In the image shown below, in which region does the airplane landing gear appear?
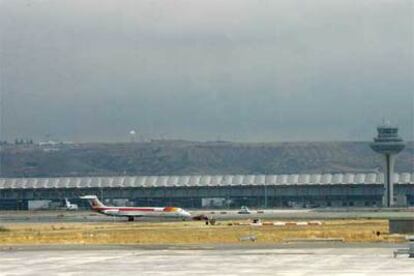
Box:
[128,217,134,222]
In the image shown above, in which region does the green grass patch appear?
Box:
[0,226,10,232]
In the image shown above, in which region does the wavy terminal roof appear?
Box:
[0,173,414,190]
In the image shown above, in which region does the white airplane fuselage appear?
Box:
[80,195,191,220]
[97,206,190,218]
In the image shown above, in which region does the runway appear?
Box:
[1,245,413,275]
[1,208,413,224]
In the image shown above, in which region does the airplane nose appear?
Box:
[181,210,191,217]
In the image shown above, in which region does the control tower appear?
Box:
[370,124,405,207]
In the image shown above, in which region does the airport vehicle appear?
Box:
[238,206,252,214]
[64,198,78,210]
[80,195,192,221]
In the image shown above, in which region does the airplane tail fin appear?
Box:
[64,198,70,208]
[80,195,106,209]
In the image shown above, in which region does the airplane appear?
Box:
[64,198,78,210]
[80,195,192,221]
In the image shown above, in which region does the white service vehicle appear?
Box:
[238,206,252,214]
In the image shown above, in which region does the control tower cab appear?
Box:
[370,124,405,207]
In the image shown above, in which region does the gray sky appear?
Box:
[0,0,413,142]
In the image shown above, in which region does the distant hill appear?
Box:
[0,141,413,177]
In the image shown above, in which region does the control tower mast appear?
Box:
[370,123,405,207]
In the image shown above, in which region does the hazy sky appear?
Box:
[0,0,413,142]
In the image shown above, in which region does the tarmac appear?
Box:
[1,208,413,224]
[1,209,414,275]
[0,244,413,275]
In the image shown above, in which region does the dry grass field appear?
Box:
[0,219,405,245]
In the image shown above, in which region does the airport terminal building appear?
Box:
[0,172,414,210]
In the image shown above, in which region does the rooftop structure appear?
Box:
[0,172,413,190]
